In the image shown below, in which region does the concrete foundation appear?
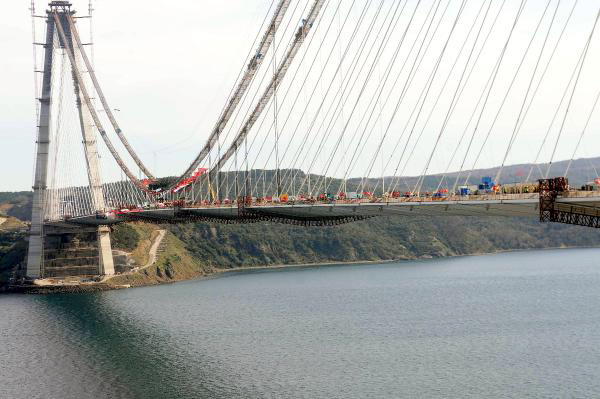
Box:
[40,229,122,278]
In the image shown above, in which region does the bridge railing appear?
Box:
[58,190,600,221]
[177,192,543,209]
[559,190,600,199]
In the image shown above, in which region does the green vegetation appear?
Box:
[128,223,156,266]
[167,216,600,269]
[0,231,27,287]
[107,227,210,287]
[111,223,141,252]
[0,213,28,286]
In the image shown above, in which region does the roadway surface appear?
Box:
[44,191,600,227]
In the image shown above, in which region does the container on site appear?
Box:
[582,182,600,191]
[280,193,289,202]
[458,186,470,195]
[433,188,448,198]
[501,183,534,194]
[347,191,359,199]
[478,176,496,192]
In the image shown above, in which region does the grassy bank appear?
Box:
[107,223,212,287]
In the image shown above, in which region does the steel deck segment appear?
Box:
[43,195,600,227]
[244,199,541,216]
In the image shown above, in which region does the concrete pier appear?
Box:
[98,226,115,276]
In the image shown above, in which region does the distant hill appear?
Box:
[0,192,32,221]
[367,156,600,193]
[196,156,600,196]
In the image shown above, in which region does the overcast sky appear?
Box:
[2,0,600,192]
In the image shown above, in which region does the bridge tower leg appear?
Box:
[26,8,56,279]
[27,2,115,279]
[67,16,115,277]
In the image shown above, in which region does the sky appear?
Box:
[2,0,600,192]
[0,0,272,191]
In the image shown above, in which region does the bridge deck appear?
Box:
[44,192,600,227]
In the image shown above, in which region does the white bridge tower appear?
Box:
[27,1,114,279]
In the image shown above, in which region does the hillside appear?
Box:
[107,223,212,287]
[364,156,600,193]
[0,213,28,287]
[2,157,600,288]
[204,156,600,197]
[167,216,600,269]
[0,192,33,221]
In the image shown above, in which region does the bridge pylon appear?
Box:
[26,1,114,279]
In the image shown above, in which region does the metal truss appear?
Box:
[539,177,600,228]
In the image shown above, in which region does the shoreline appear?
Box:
[5,245,599,294]
[210,244,600,276]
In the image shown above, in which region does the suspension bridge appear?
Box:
[26,0,600,279]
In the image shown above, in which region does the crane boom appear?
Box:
[210,0,326,180]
